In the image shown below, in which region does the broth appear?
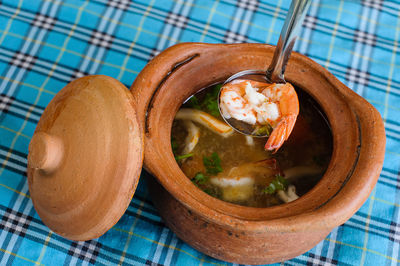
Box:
[172,83,333,207]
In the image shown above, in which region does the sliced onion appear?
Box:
[182,120,200,155]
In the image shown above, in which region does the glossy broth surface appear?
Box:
[172,84,333,207]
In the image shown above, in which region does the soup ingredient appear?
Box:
[210,176,254,202]
[172,122,197,162]
[219,80,299,151]
[263,174,288,194]
[253,124,273,136]
[203,152,223,175]
[190,153,223,184]
[245,135,254,146]
[193,172,208,185]
[175,108,233,137]
[182,120,200,155]
[220,80,278,125]
[277,185,299,203]
[190,84,221,117]
[226,158,279,178]
[175,153,194,161]
[209,159,280,203]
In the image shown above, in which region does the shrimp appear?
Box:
[220,79,299,152]
[261,83,299,151]
[219,80,259,125]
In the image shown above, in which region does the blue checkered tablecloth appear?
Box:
[0,0,399,265]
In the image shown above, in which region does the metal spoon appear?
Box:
[218,0,311,136]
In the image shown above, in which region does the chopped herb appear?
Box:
[253,124,273,136]
[203,84,221,117]
[192,172,208,185]
[189,84,221,117]
[175,153,194,161]
[213,84,223,92]
[191,173,220,196]
[264,183,276,194]
[263,174,288,194]
[203,152,223,175]
[171,137,178,155]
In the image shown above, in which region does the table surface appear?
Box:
[0,0,399,265]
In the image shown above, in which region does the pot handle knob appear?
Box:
[28,132,63,173]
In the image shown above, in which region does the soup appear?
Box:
[171,83,332,207]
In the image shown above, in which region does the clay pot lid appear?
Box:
[27,75,143,241]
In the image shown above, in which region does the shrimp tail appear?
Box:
[264,114,297,152]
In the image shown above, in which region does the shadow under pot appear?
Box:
[26,43,385,265]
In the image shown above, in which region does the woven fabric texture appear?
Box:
[0,0,399,265]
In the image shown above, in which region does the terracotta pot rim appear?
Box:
[133,42,385,233]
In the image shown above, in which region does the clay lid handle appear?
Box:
[28,132,63,173]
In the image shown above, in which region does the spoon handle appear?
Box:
[266,0,311,83]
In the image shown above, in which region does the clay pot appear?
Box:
[27,43,385,265]
[131,43,385,264]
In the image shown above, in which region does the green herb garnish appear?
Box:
[175,153,194,161]
[253,124,273,136]
[191,152,223,196]
[263,174,288,194]
[203,84,221,117]
[191,173,221,197]
[203,152,223,175]
[191,152,222,186]
[189,84,221,117]
[192,172,209,185]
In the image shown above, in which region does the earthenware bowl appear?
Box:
[131,43,385,264]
